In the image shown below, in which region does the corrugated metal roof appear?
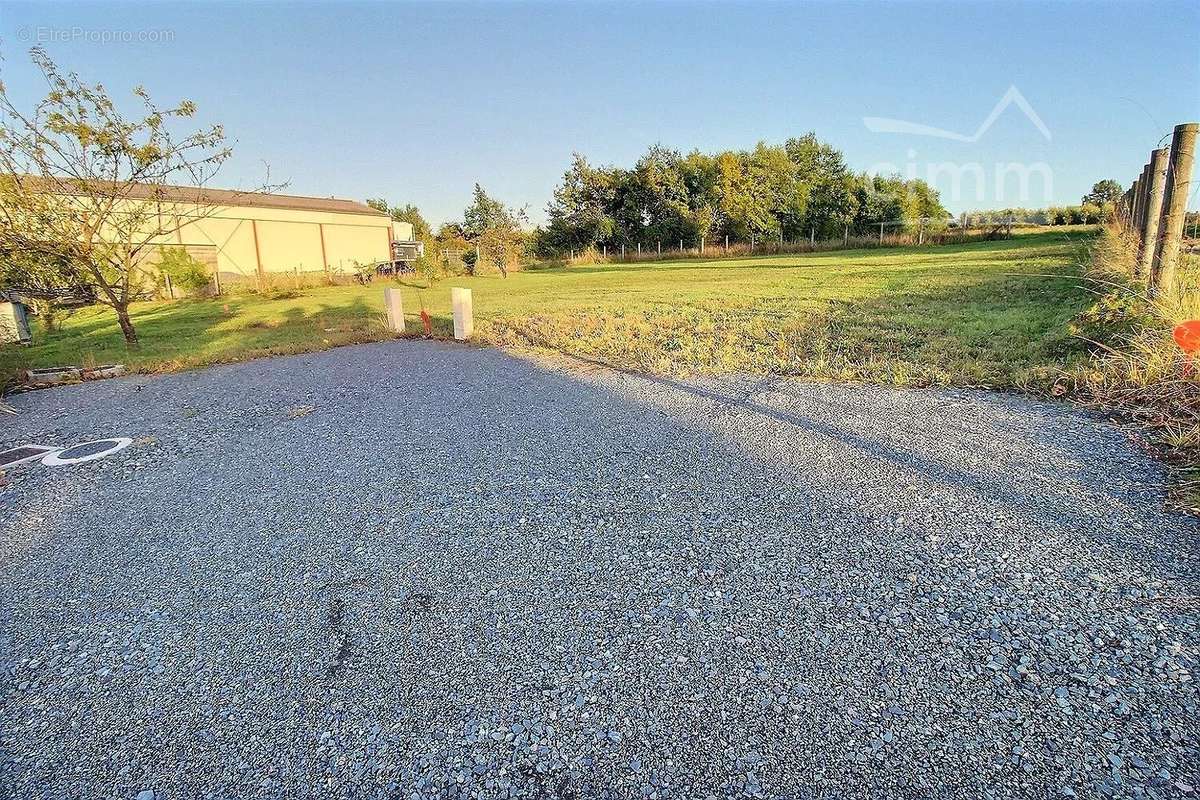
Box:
[120,183,389,216]
[14,176,388,217]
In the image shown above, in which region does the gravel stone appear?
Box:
[1,339,1197,798]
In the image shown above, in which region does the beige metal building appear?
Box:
[138,184,413,282]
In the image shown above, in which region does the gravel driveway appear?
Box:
[1,340,1197,799]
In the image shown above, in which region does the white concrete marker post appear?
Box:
[384,287,405,333]
[451,287,474,341]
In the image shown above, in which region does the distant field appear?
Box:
[1,230,1096,389]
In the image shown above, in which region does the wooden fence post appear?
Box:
[1131,168,1146,233]
[1150,122,1199,296]
[384,287,405,333]
[1136,148,1170,280]
[451,287,473,340]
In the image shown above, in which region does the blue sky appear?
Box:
[1,1,1197,225]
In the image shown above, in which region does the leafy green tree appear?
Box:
[786,133,852,238]
[623,145,693,246]
[462,184,528,277]
[367,198,432,239]
[680,151,722,246]
[1082,179,1122,208]
[542,154,618,250]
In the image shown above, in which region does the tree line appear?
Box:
[371,134,952,270]
[535,135,946,255]
[955,180,1125,227]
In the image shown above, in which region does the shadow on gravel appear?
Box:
[3,339,1199,797]
[556,351,1199,573]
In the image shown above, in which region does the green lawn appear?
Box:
[1,230,1096,389]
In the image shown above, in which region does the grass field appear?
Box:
[0,230,1097,390]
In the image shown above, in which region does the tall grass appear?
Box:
[1066,224,1199,509]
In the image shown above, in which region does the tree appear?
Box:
[786,133,852,238]
[0,47,256,345]
[542,153,617,250]
[462,184,527,277]
[1082,179,1122,208]
[680,150,722,247]
[366,198,431,239]
[624,145,693,246]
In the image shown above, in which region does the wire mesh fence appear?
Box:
[537,216,1017,267]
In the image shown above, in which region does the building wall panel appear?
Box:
[255,220,325,273]
[321,224,391,272]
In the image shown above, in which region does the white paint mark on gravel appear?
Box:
[40,437,132,466]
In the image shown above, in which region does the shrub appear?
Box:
[157,247,212,294]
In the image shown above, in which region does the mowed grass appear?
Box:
[1,230,1096,389]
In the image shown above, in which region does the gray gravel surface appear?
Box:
[1,340,1197,799]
